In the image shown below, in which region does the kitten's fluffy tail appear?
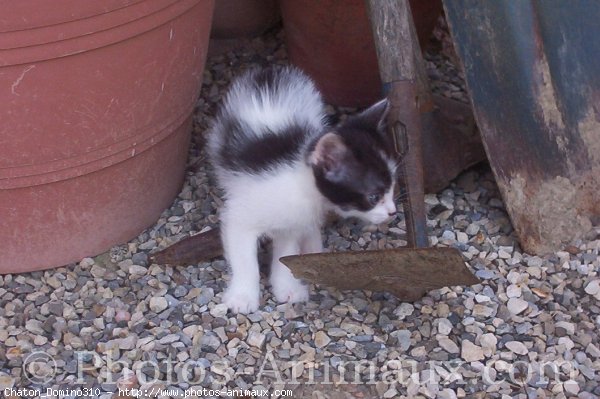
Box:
[208,66,326,161]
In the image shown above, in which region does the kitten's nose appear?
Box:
[384,195,397,217]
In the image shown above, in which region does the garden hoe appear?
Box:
[152,0,478,301]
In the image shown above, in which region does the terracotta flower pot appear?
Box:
[0,0,214,273]
[211,0,280,38]
[280,0,442,107]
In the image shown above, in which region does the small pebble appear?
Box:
[507,297,529,315]
[247,331,266,348]
[394,303,414,319]
[461,340,484,362]
[210,303,228,318]
[505,341,528,355]
[149,297,168,313]
[437,318,453,335]
[584,279,600,297]
[314,331,331,348]
[439,337,460,354]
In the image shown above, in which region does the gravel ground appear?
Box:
[2,29,600,399]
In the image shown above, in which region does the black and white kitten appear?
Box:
[208,66,398,313]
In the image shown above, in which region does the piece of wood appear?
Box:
[280,247,478,301]
[366,0,423,85]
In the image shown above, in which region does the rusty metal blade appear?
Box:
[280,248,478,302]
[149,228,222,266]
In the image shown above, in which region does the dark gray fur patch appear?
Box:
[218,120,308,173]
[211,66,316,174]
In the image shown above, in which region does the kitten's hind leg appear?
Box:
[221,220,261,314]
[270,233,309,304]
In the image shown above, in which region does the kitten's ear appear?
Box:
[357,98,389,133]
[310,132,350,182]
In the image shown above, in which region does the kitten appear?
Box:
[208,66,398,313]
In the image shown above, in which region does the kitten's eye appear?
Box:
[367,193,381,205]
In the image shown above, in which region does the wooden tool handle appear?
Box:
[366,0,429,248]
[366,0,419,83]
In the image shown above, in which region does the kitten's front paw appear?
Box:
[272,277,309,304]
[223,287,260,314]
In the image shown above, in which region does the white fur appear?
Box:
[210,68,328,314]
[219,163,327,313]
[220,162,396,313]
